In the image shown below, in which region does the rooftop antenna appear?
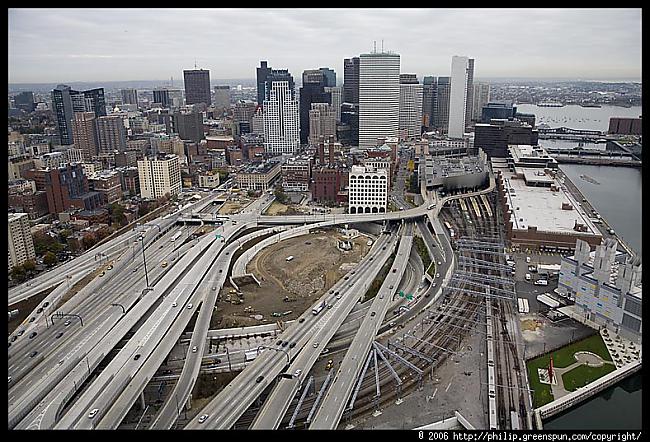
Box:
[194,59,197,69]
[381,39,384,53]
[373,40,376,53]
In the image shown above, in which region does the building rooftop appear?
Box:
[239,162,279,175]
[8,212,29,222]
[500,168,600,236]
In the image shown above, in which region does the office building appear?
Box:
[198,173,220,189]
[251,105,264,134]
[348,165,388,214]
[422,77,437,131]
[183,69,211,105]
[96,115,127,155]
[472,83,491,122]
[558,238,642,342]
[72,112,98,161]
[399,74,423,140]
[137,154,182,199]
[435,77,451,133]
[325,86,342,123]
[235,162,281,192]
[308,103,337,145]
[263,81,300,155]
[319,67,337,87]
[88,170,123,204]
[281,157,312,192]
[300,69,329,144]
[464,58,475,128]
[213,85,231,112]
[481,101,516,122]
[448,56,471,138]
[8,213,36,271]
[173,111,205,143]
[358,51,400,149]
[474,119,539,158]
[153,88,171,108]
[14,91,35,112]
[343,57,360,104]
[121,88,138,107]
[256,61,295,106]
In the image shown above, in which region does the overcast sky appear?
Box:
[8,8,642,84]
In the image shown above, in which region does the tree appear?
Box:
[22,260,36,272]
[82,234,97,250]
[109,203,127,227]
[43,251,57,266]
[59,229,72,242]
[274,187,289,205]
[11,265,26,281]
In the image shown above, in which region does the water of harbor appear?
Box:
[544,372,642,430]
[559,164,642,257]
[516,104,642,132]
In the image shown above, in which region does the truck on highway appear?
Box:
[245,350,261,362]
[312,300,326,315]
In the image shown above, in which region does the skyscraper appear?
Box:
[308,103,337,145]
[256,61,295,106]
[213,85,231,112]
[448,56,471,138]
[324,86,342,123]
[472,82,491,122]
[435,77,451,132]
[358,51,400,149]
[399,74,423,140]
[300,69,328,144]
[464,59,475,129]
[422,77,437,131]
[263,81,300,155]
[14,91,35,112]
[173,111,205,143]
[96,115,127,155]
[183,69,211,105]
[137,154,182,199]
[121,88,138,106]
[343,57,360,104]
[51,85,106,145]
[72,111,98,161]
[319,67,337,87]
[8,213,36,271]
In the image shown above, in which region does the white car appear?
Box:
[198,414,209,424]
[172,302,177,307]
[294,369,302,377]
[88,408,99,419]
[526,256,531,263]
[313,342,319,348]
[187,303,193,309]
[192,346,198,353]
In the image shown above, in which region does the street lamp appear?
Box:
[139,234,150,288]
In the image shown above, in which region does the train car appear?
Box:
[510,411,521,430]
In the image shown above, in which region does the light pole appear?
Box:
[139,234,150,288]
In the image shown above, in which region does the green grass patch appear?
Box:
[526,356,555,408]
[363,252,396,302]
[562,363,616,392]
[546,334,612,368]
[413,236,431,269]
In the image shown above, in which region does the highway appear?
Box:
[308,226,414,429]
[185,229,400,429]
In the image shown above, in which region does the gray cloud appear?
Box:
[8,8,641,83]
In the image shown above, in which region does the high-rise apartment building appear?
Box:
[72,112,98,161]
[422,77,437,131]
[256,61,295,106]
[358,51,400,149]
[121,88,138,107]
[8,213,36,271]
[472,82,491,122]
[448,56,471,138]
[51,85,106,145]
[183,69,211,105]
[137,154,182,199]
[213,85,231,112]
[435,77,451,132]
[263,81,300,155]
[96,115,127,155]
[308,103,337,145]
[348,165,388,214]
[324,86,342,123]
[343,57,360,104]
[399,74,423,140]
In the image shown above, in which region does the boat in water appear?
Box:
[538,102,565,107]
[580,174,601,185]
[580,103,602,108]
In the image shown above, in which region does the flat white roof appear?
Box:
[501,168,600,236]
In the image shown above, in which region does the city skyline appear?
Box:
[9,8,642,84]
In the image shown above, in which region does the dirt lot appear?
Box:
[263,201,307,216]
[218,202,243,215]
[212,229,371,328]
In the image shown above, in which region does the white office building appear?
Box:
[137,154,182,199]
[263,81,300,155]
[9,213,36,271]
[448,55,471,139]
[399,75,423,141]
[348,165,388,214]
[358,52,400,149]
